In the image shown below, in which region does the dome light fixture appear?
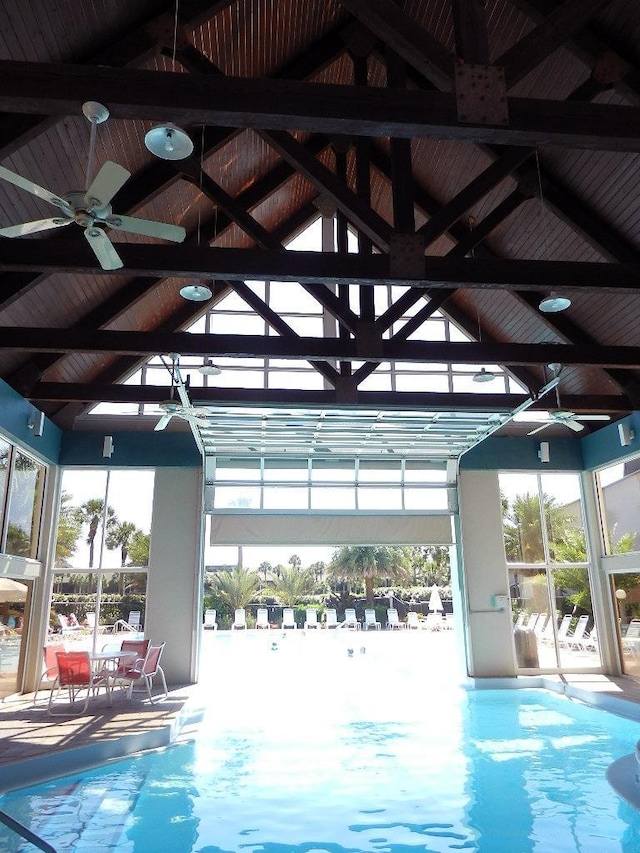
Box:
[539,292,572,313]
[179,282,212,302]
[198,359,222,376]
[145,123,194,161]
[473,367,496,383]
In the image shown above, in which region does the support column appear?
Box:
[147,467,203,684]
[458,469,516,677]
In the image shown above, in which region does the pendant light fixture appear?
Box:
[472,305,496,383]
[534,151,571,314]
[180,126,211,302]
[198,358,222,376]
[144,2,193,161]
[179,282,212,301]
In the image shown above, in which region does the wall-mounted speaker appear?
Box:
[27,410,45,437]
[618,423,635,447]
[103,435,114,458]
[538,441,550,463]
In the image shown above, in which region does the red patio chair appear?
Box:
[47,650,109,716]
[33,642,65,704]
[113,642,168,703]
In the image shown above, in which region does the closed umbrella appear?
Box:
[428,584,443,613]
[0,578,28,602]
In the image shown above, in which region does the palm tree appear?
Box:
[78,498,117,568]
[328,545,411,606]
[272,565,314,606]
[214,568,259,612]
[258,561,272,582]
[105,520,138,566]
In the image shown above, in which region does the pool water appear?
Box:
[3,630,640,852]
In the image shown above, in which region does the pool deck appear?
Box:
[0,682,204,792]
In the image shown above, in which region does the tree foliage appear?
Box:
[214,567,260,611]
[271,564,315,605]
[328,545,411,605]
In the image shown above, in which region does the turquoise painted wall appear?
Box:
[460,435,584,470]
[59,429,202,467]
[581,413,640,471]
[0,379,62,463]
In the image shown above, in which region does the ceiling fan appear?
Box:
[0,101,186,270]
[155,354,215,432]
[527,383,611,435]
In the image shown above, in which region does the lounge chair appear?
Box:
[204,609,218,630]
[34,642,65,704]
[424,612,443,631]
[553,614,572,645]
[561,614,589,648]
[282,607,297,629]
[342,608,359,630]
[256,608,270,629]
[387,608,405,630]
[406,611,421,630]
[325,608,338,629]
[57,614,80,635]
[232,609,247,630]
[364,609,381,630]
[48,650,110,716]
[304,608,319,629]
[113,643,168,703]
[127,611,143,631]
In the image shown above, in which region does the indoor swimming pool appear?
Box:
[2,630,640,852]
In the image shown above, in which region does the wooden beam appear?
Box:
[496,0,614,89]
[452,0,490,64]
[26,381,629,413]
[4,62,640,150]
[3,241,640,292]
[5,327,640,368]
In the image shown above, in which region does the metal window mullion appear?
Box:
[0,444,16,552]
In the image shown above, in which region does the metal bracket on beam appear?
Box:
[592,51,631,86]
[455,61,508,126]
[389,232,426,280]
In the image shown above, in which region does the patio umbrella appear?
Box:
[428,585,443,613]
[0,578,28,602]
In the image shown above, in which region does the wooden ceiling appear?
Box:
[1,0,640,437]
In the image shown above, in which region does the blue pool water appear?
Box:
[3,631,640,852]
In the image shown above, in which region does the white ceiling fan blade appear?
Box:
[527,422,552,436]
[85,161,130,208]
[577,415,611,421]
[0,164,68,209]
[154,413,173,432]
[84,227,124,270]
[563,420,585,432]
[0,217,72,237]
[105,214,186,243]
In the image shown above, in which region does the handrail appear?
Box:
[0,808,58,853]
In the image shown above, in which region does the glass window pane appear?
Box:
[0,439,9,518]
[509,567,559,670]
[597,461,640,555]
[214,487,261,509]
[310,488,355,510]
[540,473,586,563]
[262,487,309,509]
[500,473,544,563]
[357,488,402,510]
[6,451,45,558]
[404,489,449,510]
[611,572,640,676]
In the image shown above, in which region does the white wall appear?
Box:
[458,470,516,677]
[146,468,203,684]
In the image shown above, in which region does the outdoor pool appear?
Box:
[2,630,640,852]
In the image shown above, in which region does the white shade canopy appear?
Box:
[0,577,28,602]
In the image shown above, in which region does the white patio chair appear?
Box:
[387,608,405,629]
[282,607,297,629]
[204,609,218,630]
[232,609,247,630]
[364,609,381,630]
[256,607,270,629]
[343,608,359,630]
[304,608,319,629]
[561,614,589,648]
[406,611,421,630]
[325,608,338,628]
[113,642,168,704]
